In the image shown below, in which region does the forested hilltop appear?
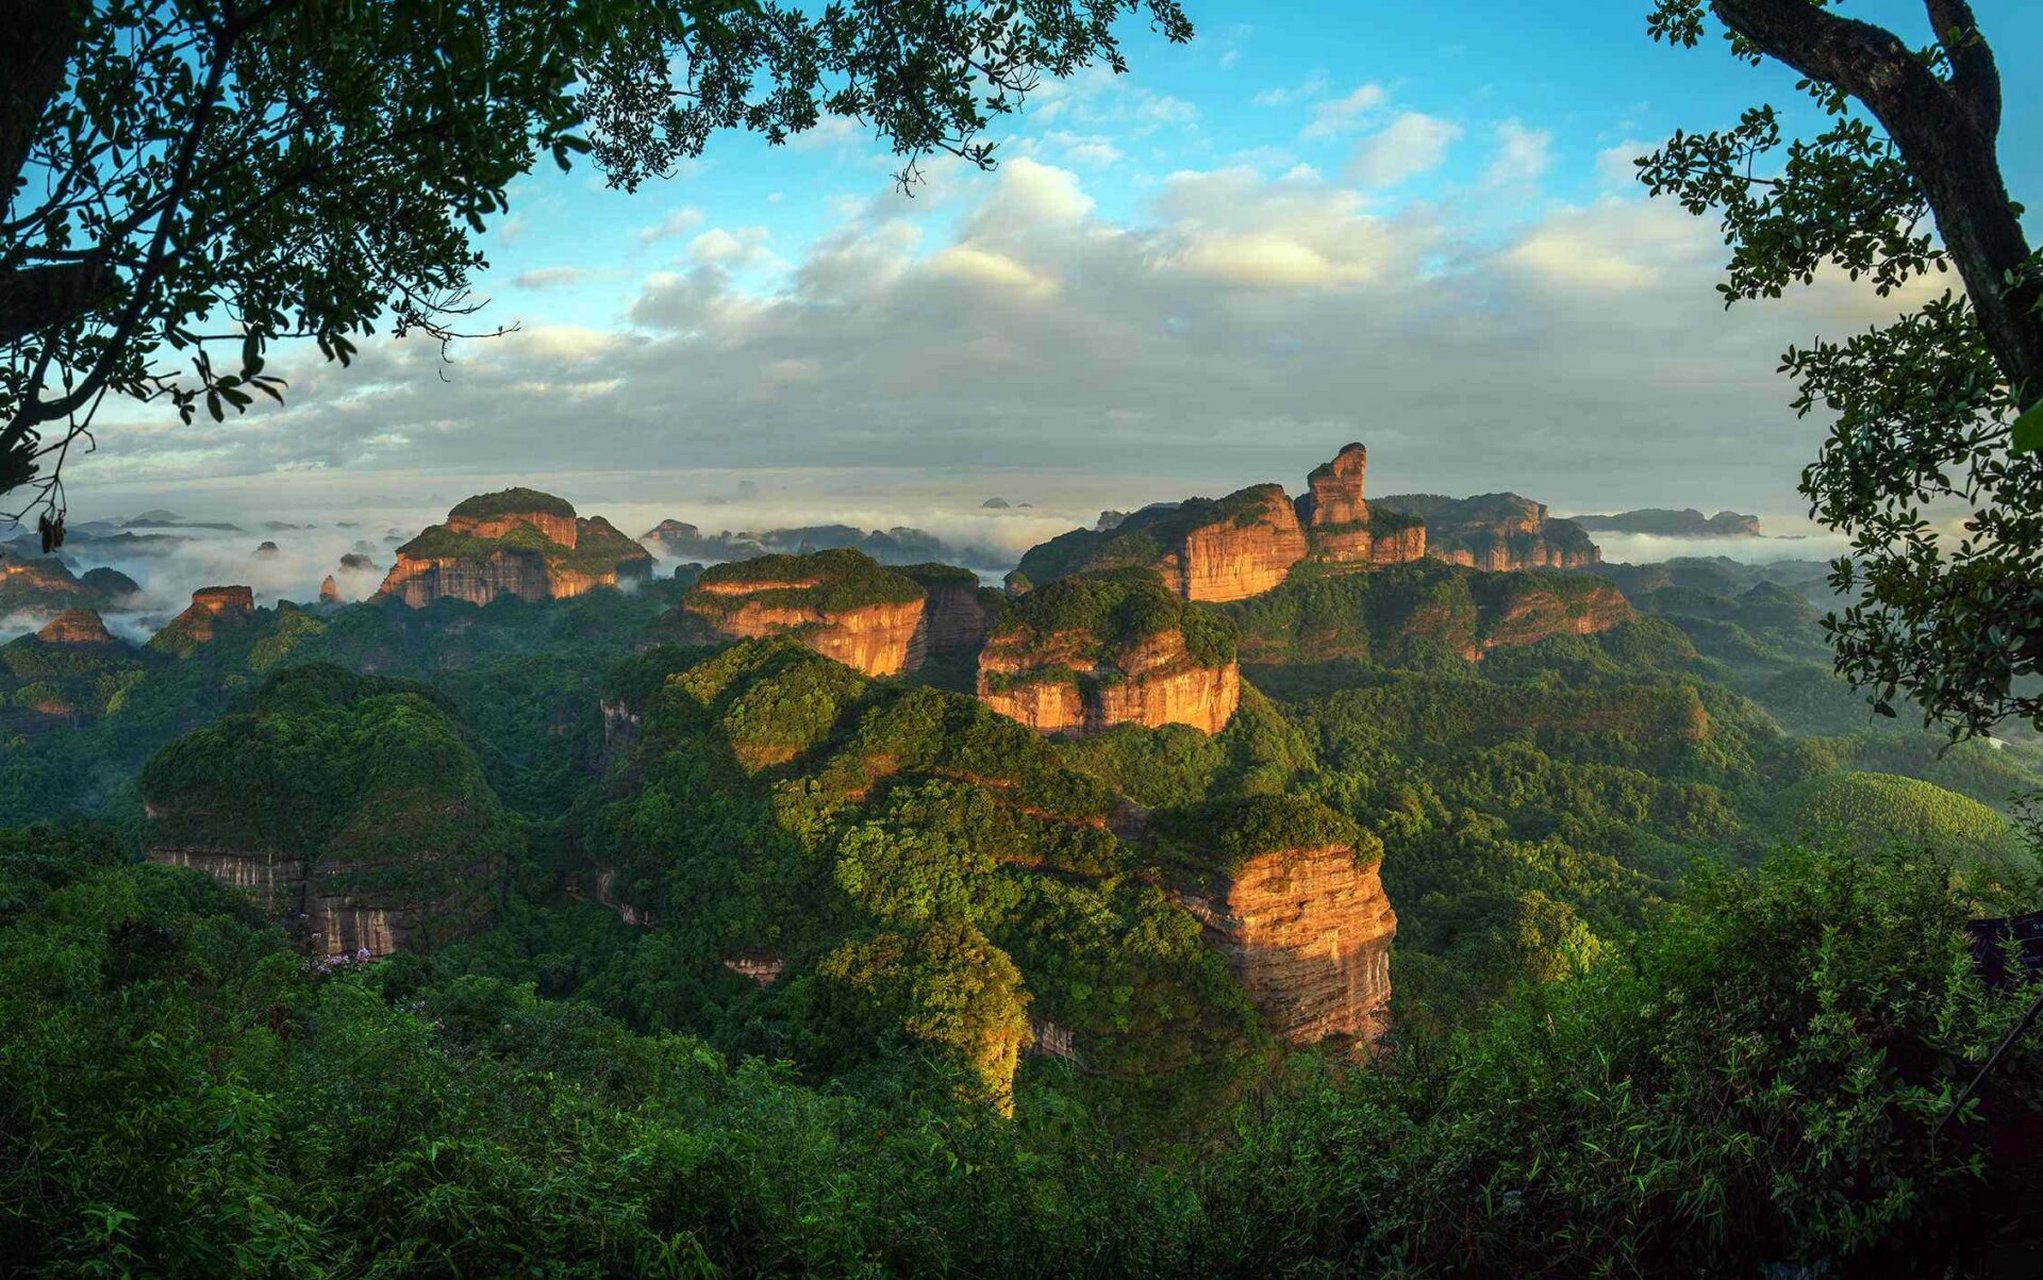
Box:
[4,456,2041,1275]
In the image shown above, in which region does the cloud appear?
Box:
[1484,121,1552,187]
[1348,113,1464,187]
[637,207,706,245]
[1596,139,1652,189]
[1299,85,1387,139]
[512,266,584,290]
[689,226,778,270]
[78,154,1948,529]
[1253,71,1329,108]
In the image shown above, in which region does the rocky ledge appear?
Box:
[1371,491,1600,572]
[1163,797,1396,1047]
[377,488,654,607]
[675,548,930,677]
[149,585,256,655]
[1011,483,1308,603]
[977,568,1240,735]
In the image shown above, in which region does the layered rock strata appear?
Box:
[378,490,654,606]
[677,549,929,677]
[977,569,1240,735]
[1175,844,1397,1045]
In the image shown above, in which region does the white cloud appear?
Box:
[688,226,777,270]
[1483,121,1552,187]
[1596,139,1652,189]
[83,156,1953,524]
[1253,71,1329,108]
[1348,113,1464,188]
[1300,84,1387,139]
[637,207,706,245]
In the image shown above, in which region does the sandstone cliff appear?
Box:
[1372,492,1601,572]
[675,548,929,677]
[977,569,1240,735]
[36,608,119,646]
[377,489,654,607]
[1161,796,1395,1047]
[1010,484,1306,603]
[1178,845,1396,1045]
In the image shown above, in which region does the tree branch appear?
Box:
[1924,0,2000,135]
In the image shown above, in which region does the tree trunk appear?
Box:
[1711,0,2043,409]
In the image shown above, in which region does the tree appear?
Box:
[1644,1,2043,738]
[0,0,1190,519]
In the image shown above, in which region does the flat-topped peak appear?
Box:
[447,487,577,521]
[37,608,117,646]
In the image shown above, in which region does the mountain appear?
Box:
[141,665,512,956]
[976,568,1242,734]
[1571,508,1762,537]
[1369,491,1600,571]
[640,518,998,569]
[670,549,934,677]
[379,488,654,606]
[1011,445,1601,600]
[0,555,143,615]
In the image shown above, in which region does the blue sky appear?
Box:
[81,0,2043,545]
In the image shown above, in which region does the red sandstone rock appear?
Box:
[1159,485,1308,602]
[36,608,116,646]
[1175,844,1397,1046]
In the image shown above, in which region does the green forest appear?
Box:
[3,548,2040,1275]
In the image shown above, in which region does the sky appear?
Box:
[61,0,2043,542]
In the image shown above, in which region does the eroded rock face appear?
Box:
[977,571,1240,736]
[1478,577,1633,653]
[1300,442,1370,529]
[37,608,117,646]
[377,492,653,607]
[1370,520,1427,566]
[1165,485,1309,602]
[145,840,496,958]
[1175,845,1396,1046]
[677,549,930,677]
[319,574,341,604]
[1373,493,1601,572]
[150,585,256,652]
[1010,484,1307,603]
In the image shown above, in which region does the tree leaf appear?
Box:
[2013,399,2043,455]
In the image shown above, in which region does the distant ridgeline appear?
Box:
[1007,442,1601,601]
[7,458,2041,1154]
[1569,508,1763,537]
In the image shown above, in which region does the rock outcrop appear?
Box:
[977,569,1240,735]
[1011,484,1307,603]
[1371,492,1600,572]
[377,489,654,607]
[36,608,118,647]
[1176,841,1397,1046]
[149,585,256,654]
[675,549,929,677]
[899,563,998,653]
[319,574,341,604]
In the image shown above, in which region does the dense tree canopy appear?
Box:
[1644,0,2043,739]
[0,0,1190,514]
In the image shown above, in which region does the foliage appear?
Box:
[446,488,578,520]
[1642,1,2043,739]
[989,566,1238,675]
[1771,770,2031,871]
[689,548,925,618]
[1010,485,1287,588]
[1193,842,2043,1276]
